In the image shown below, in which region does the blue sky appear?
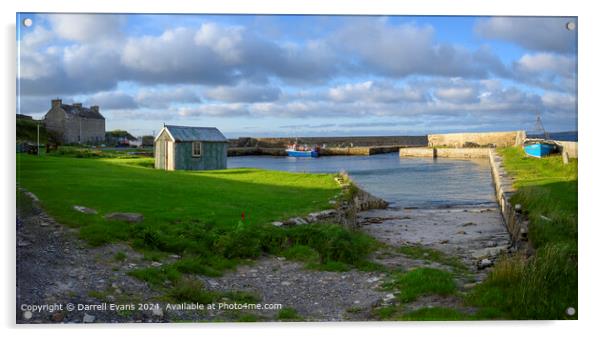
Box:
[17,14,577,137]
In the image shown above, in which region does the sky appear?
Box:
[16,14,577,137]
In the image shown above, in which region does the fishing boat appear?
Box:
[285,142,319,157]
[523,112,557,158]
[523,140,556,158]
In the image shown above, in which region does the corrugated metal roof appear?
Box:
[164,125,228,142]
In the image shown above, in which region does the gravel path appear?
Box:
[16,190,506,323]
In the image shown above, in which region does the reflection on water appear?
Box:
[228,152,495,208]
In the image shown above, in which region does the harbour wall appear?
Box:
[230,135,428,148]
[398,147,490,159]
[428,131,526,148]
[555,141,578,159]
[488,149,529,247]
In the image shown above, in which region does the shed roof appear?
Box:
[61,104,105,120]
[162,125,228,142]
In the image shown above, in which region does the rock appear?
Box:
[457,230,467,235]
[25,191,39,202]
[463,282,478,290]
[272,221,283,227]
[281,281,291,286]
[169,254,181,259]
[151,261,163,267]
[540,215,552,221]
[284,217,308,226]
[486,241,496,247]
[366,277,380,283]
[514,204,522,212]
[307,209,336,222]
[462,222,477,227]
[439,240,449,244]
[73,205,97,215]
[17,240,31,247]
[152,307,163,317]
[477,258,493,269]
[472,246,506,259]
[105,212,144,223]
[51,312,64,322]
[39,221,49,227]
[83,313,95,323]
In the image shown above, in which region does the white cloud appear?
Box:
[136,87,201,109]
[47,14,126,42]
[475,17,577,53]
[205,82,282,103]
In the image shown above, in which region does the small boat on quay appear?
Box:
[523,140,557,158]
[286,142,319,157]
[523,111,557,158]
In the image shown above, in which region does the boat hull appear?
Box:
[286,150,319,158]
[524,143,555,158]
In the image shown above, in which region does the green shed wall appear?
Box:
[174,141,228,170]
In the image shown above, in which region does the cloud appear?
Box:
[328,81,428,103]
[334,19,508,79]
[47,14,126,42]
[176,103,250,117]
[136,87,201,109]
[475,17,577,53]
[205,82,282,103]
[434,87,479,104]
[512,53,576,92]
[85,91,138,110]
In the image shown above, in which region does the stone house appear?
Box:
[154,125,228,171]
[43,99,105,144]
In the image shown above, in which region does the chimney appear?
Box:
[51,98,62,108]
[91,105,99,113]
[73,103,82,109]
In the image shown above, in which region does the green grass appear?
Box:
[398,245,469,274]
[399,307,467,321]
[383,268,457,303]
[277,307,302,321]
[17,153,378,296]
[113,251,127,262]
[467,147,578,319]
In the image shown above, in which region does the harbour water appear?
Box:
[228,152,496,208]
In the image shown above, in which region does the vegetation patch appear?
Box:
[399,307,467,321]
[467,147,578,319]
[398,245,469,274]
[277,307,302,321]
[383,268,457,303]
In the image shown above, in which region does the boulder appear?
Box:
[105,212,144,223]
[73,205,97,214]
[83,313,95,323]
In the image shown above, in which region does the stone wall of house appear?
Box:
[428,131,526,148]
[45,107,105,144]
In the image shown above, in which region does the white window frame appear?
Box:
[192,142,202,157]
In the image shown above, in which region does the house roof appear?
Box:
[162,125,228,142]
[61,104,105,120]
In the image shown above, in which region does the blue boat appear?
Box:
[524,141,556,158]
[286,142,320,157]
[286,149,319,157]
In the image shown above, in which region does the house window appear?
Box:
[192,142,202,157]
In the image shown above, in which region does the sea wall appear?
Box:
[428,131,526,148]
[229,135,428,148]
[398,147,490,158]
[488,149,529,247]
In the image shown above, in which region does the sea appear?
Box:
[228,152,496,208]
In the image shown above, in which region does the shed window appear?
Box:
[192,142,202,157]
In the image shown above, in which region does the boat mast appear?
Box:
[534,111,549,140]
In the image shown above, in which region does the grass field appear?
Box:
[16,153,379,289]
[467,147,578,319]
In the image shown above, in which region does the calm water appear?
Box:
[228,153,496,208]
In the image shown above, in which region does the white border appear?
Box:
[3,1,601,337]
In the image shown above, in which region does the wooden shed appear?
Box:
[154,125,228,171]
